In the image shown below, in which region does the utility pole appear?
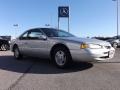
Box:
[113,0,119,37]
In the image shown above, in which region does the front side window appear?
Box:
[28,30,43,39]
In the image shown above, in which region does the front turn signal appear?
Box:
[80,44,88,49]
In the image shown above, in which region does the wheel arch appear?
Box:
[50,43,72,59]
[12,44,18,52]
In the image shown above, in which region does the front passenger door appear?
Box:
[26,29,49,58]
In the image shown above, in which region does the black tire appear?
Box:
[13,46,23,59]
[112,43,118,49]
[4,44,9,50]
[0,44,8,51]
[52,47,72,68]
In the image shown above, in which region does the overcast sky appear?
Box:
[0,0,119,37]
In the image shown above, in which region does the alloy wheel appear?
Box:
[55,50,67,66]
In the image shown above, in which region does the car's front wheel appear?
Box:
[52,47,71,68]
[13,46,22,59]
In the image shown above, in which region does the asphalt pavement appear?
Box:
[0,48,120,90]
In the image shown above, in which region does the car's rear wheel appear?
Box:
[13,46,22,59]
[52,47,71,68]
[112,43,118,49]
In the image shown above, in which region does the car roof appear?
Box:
[29,27,58,30]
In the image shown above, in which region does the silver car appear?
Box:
[10,28,115,68]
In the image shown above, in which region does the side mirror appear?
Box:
[38,35,47,40]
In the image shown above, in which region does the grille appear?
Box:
[100,56,109,58]
[105,46,111,49]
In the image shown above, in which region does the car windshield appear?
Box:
[41,28,75,37]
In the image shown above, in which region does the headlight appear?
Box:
[88,44,102,49]
[80,43,102,49]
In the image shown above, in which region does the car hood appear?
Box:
[51,37,111,46]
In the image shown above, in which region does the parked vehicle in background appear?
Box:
[0,37,10,51]
[92,37,112,41]
[10,28,115,68]
[107,36,120,48]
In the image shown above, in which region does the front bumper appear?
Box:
[70,47,115,62]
